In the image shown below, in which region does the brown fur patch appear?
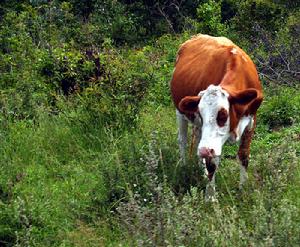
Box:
[238,116,257,168]
[178,96,200,114]
[216,108,228,127]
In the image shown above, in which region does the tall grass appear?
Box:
[116,104,300,247]
[0,88,300,246]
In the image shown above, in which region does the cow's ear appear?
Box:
[179,96,201,114]
[228,88,258,105]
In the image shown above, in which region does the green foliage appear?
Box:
[145,34,187,106]
[0,110,110,246]
[230,0,287,39]
[196,0,228,36]
[259,87,300,129]
[88,0,139,45]
[0,11,52,120]
[239,9,300,87]
[116,121,300,247]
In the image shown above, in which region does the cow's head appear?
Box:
[178,85,258,173]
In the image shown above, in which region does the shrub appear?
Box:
[249,16,300,87]
[230,0,286,39]
[258,87,300,129]
[196,0,229,36]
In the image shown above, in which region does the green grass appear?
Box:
[0,88,300,246]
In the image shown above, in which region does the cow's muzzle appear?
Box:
[199,148,220,181]
[199,147,215,159]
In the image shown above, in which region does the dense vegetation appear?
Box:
[0,0,299,246]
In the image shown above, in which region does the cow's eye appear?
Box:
[216,108,228,127]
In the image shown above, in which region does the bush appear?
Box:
[196,0,229,36]
[259,87,300,129]
[230,0,286,39]
[246,11,300,87]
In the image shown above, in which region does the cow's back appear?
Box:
[171,34,237,110]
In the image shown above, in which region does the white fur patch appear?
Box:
[235,115,253,142]
[197,85,230,156]
[231,48,238,55]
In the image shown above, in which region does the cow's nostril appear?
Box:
[199,147,207,157]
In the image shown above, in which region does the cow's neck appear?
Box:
[219,68,250,141]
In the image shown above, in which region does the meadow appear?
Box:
[1,85,300,246]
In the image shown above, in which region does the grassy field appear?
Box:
[0,84,299,246]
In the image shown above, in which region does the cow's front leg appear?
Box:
[176,110,188,165]
[204,157,220,202]
[238,117,256,189]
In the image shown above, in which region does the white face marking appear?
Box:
[197,85,230,156]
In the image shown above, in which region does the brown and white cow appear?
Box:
[170,34,263,201]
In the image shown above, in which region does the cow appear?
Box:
[170,34,263,201]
